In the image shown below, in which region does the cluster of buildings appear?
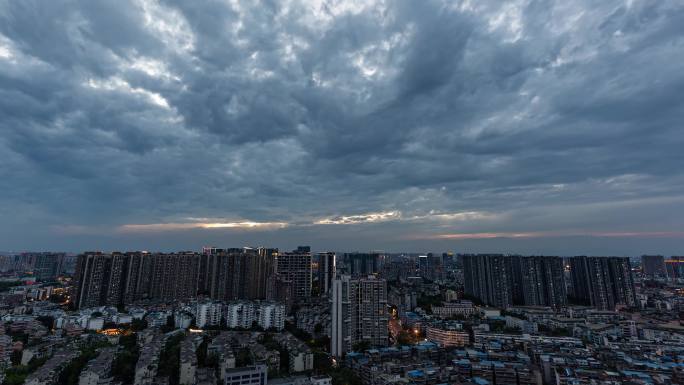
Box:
[343,305,684,385]
[79,347,117,385]
[0,252,73,281]
[74,247,314,309]
[463,255,637,310]
[190,301,285,330]
[0,247,683,385]
[295,300,331,337]
[642,254,684,280]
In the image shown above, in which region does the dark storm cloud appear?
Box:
[1,0,684,254]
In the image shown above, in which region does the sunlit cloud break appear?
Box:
[409,211,496,222]
[118,221,288,232]
[315,211,401,225]
[315,210,495,225]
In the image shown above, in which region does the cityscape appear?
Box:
[0,250,680,385]
[2,1,684,385]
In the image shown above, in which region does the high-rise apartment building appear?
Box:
[350,275,388,349]
[462,254,514,308]
[74,252,130,309]
[74,246,296,309]
[26,252,66,281]
[342,252,380,277]
[122,252,152,303]
[317,252,336,296]
[463,254,568,310]
[641,255,666,278]
[331,275,388,356]
[418,255,429,276]
[518,256,567,309]
[665,256,684,280]
[276,248,312,300]
[269,275,294,311]
[205,248,245,301]
[249,248,278,299]
[74,252,108,309]
[76,251,200,309]
[148,252,200,302]
[569,256,637,310]
[331,275,351,357]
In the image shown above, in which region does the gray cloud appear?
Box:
[1,0,684,254]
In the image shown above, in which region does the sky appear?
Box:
[1,0,684,255]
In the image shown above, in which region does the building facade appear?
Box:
[317,252,336,296]
[331,275,388,356]
[641,255,666,278]
[570,256,637,310]
[276,247,312,301]
[518,256,567,309]
[462,254,514,308]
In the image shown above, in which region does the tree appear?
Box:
[112,334,139,384]
[313,351,332,373]
[10,350,21,366]
[196,337,209,367]
[36,315,55,329]
[3,356,48,385]
[57,340,111,385]
[279,347,290,374]
[235,348,253,367]
[396,331,418,346]
[330,367,362,385]
[131,318,148,331]
[161,315,176,333]
[314,323,323,335]
[416,294,442,313]
[0,281,22,293]
[157,333,183,385]
[352,340,370,352]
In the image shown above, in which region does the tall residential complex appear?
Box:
[331,275,351,357]
[75,251,201,309]
[518,256,567,309]
[0,252,71,277]
[75,248,280,309]
[331,275,388,356]
[462,254,514,308]
[276,247,313,300]
[569,256,638,310]
[641,255,666,278]
[342,252,380,277]
[665,256,684,280]
[317,252,336,296]
[462,254,567,309]
[27,252,66,281]
[418,255,429,278]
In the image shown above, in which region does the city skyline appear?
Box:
[0,2,682,385]
[2,1,684,254]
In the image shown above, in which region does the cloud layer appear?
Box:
[1,0,684,254]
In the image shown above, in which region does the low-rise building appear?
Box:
[79,348,117,385]
[426,322,469,347]
[432,301,475,318]
[222,364,267,385]
[179,335,199,385]
[25,348,79,385]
